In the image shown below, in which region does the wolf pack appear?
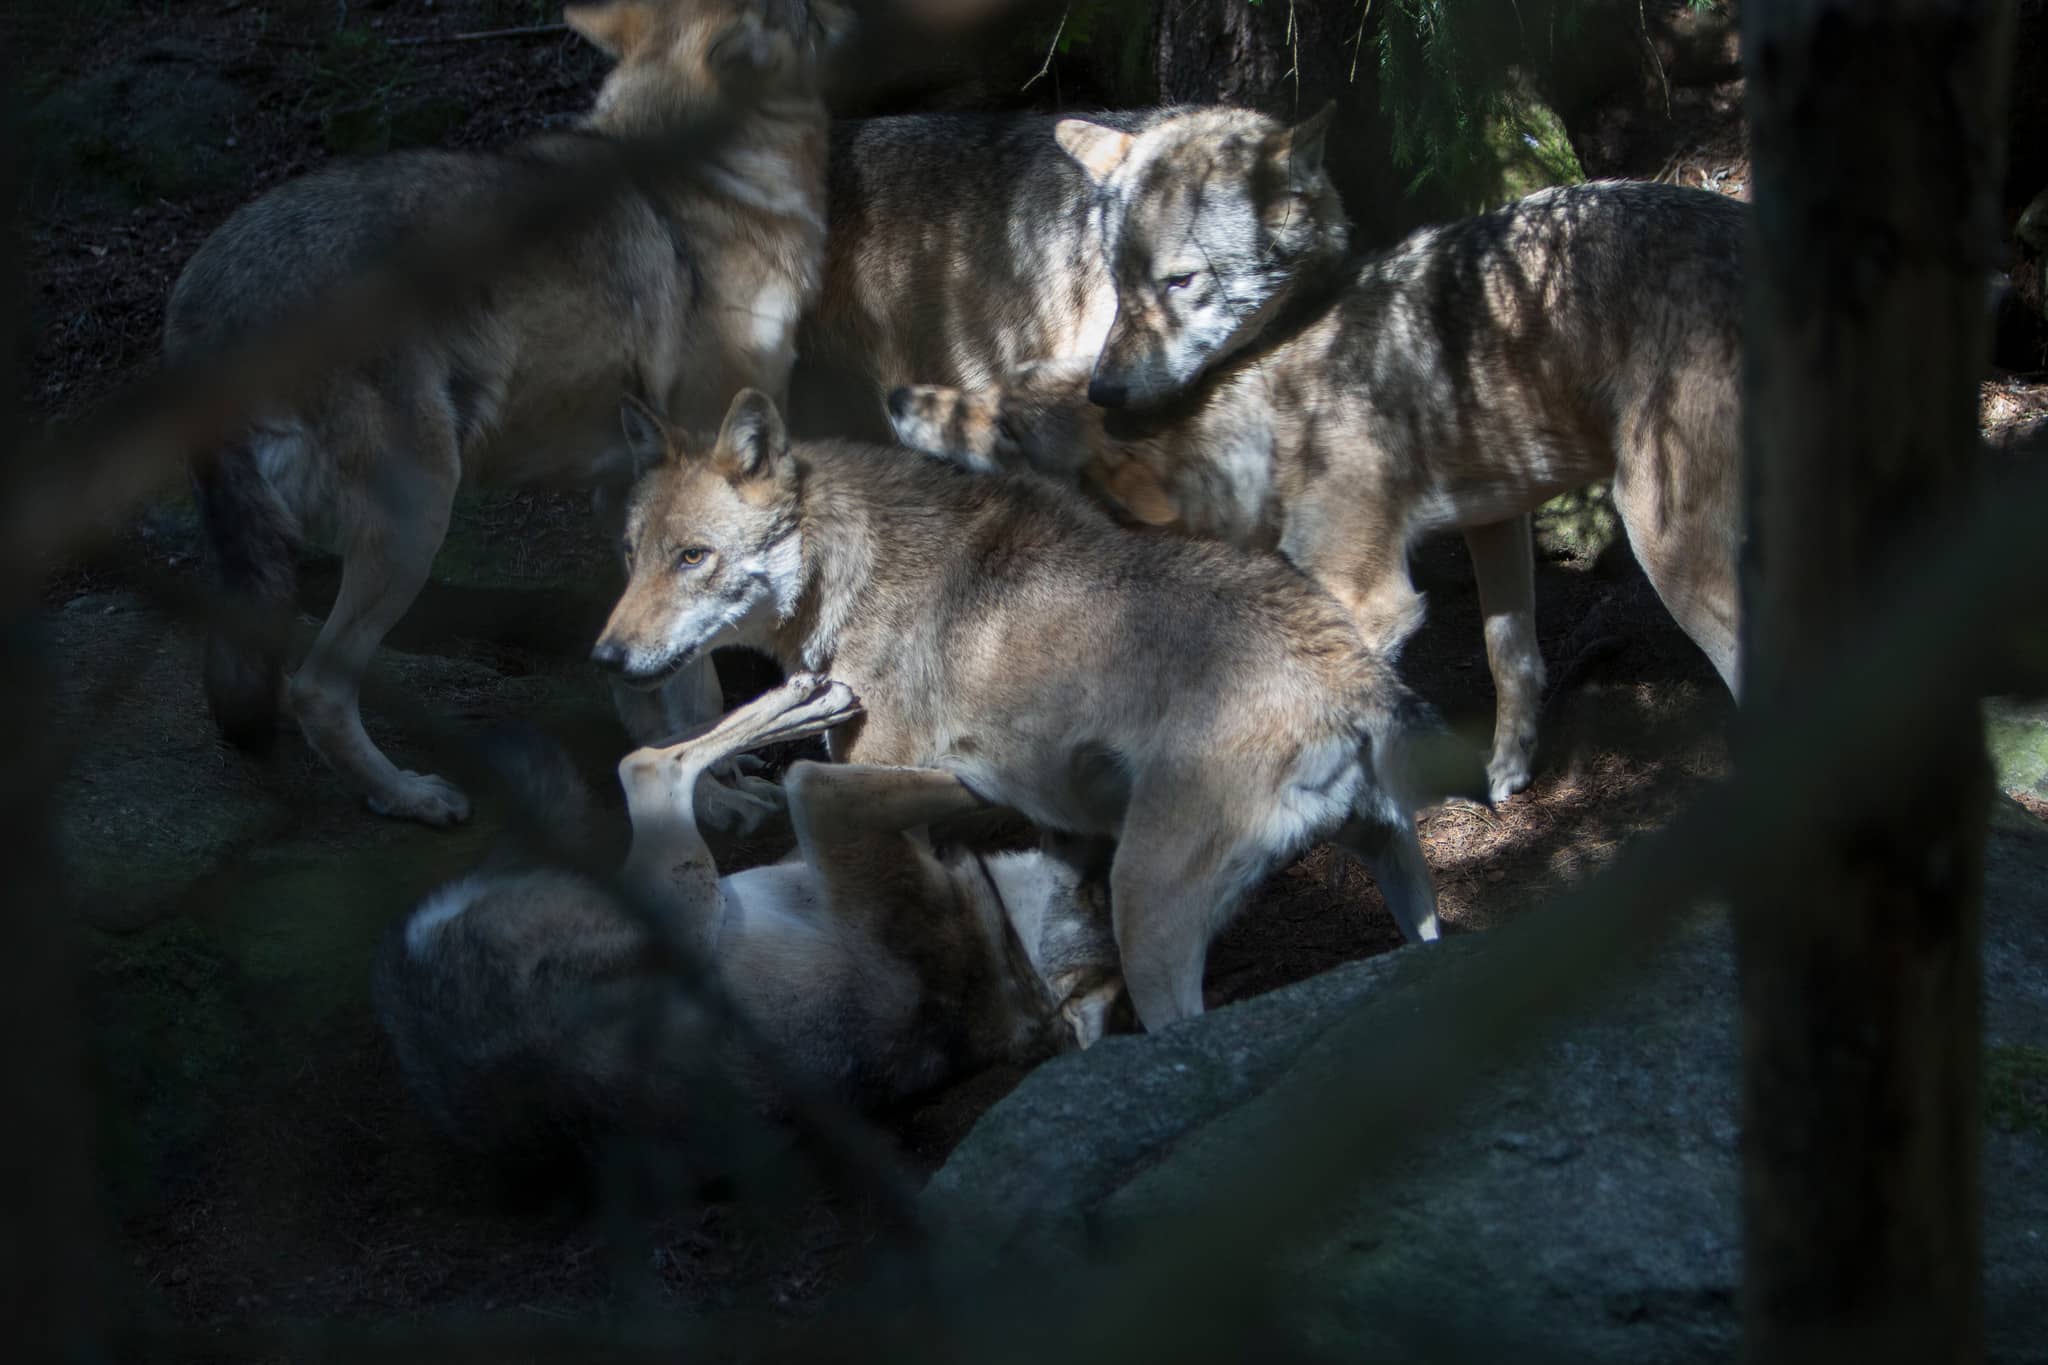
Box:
[166,1,1748,1163]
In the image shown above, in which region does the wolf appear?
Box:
[785,102,1346,440]
[371,673,1123,1158]
[588,388,1467,1031]
[168,0,845,828]
[889,176,1749,803]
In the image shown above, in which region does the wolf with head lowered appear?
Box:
[589,388,1469,1031]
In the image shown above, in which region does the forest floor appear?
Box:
[11,0,2047,1356]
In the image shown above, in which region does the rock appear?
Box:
[49,585,633,1216]
[924,801,2048,1362]
[26,42,254,215]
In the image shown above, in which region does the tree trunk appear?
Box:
[1151,0,1437,241]
[2009,0,2048,221]
[0,108,113,1357]
[1738,2,2011,1361]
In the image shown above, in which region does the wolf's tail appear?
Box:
[1360,686,1493,824]
[192,439,298,751]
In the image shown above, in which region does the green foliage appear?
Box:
[1036,0,1154,99]
[1371,0,1712,192]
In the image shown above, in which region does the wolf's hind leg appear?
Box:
[783,762,988,865]
[1612,386,1743,696]
[782,762,990,932]
[290,415,465,825]
[1329,812,1441,944]
[1463,516,1545,803]
[1106,776,1272,1030]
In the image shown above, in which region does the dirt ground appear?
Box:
[13,0,2048,1355]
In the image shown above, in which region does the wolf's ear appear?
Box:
[619,393,671,470]
[1056,119,1137,186]
[715,388,793,484]
[1269,101,1336,183]
[564,2,656,59]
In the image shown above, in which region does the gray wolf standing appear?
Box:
[371,674,1121,1157]
[169,0,843,827]
[890,177,1747,803]
[589,389,1464,1031]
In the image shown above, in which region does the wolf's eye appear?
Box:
[677,547,710,569]
[1163,272,1197,291]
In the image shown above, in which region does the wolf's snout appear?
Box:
[589,639,629,673]
[1087,375,1129,409]
[886,386,914,420]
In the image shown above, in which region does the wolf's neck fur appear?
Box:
[583,78,832,252]
[761,445,981,675]
[774,453,879,673]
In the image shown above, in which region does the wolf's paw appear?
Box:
[695,766,789,835]
[756,673,861,742]
[1484,753,1533,806]
[367,771,472,827]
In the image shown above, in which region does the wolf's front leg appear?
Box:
[610,658,786,835]
[618,675,864,909]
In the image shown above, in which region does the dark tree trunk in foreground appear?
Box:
[0,112,111,1357]
[1739,2,2012,1361]
[1151,0,1425,241]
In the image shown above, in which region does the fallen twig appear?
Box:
[389,23,570,47]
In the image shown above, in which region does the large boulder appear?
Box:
[26,41,254,216]
[924,800,2048,1362]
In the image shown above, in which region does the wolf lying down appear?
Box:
[587,388,1471,1031]
[374,674,1124,1156]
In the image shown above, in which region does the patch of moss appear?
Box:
[1985,699,2048,798]
[1986,1044,2048,1139]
